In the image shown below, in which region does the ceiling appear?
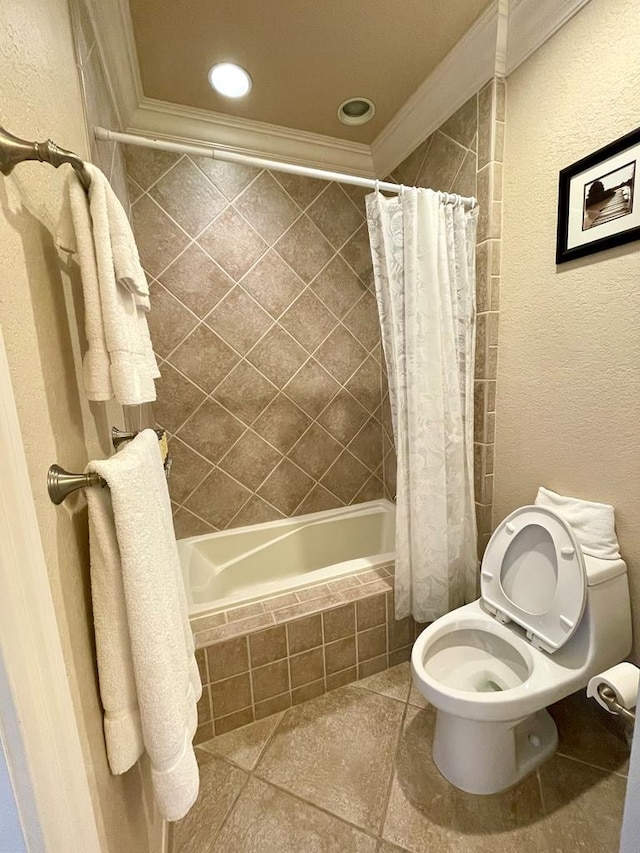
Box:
[128,0,492,144]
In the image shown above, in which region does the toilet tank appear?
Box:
[555,554,632,672]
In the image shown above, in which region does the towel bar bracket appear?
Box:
[48,427,171,504]
[47,465,105,505]
[0,125,91,190]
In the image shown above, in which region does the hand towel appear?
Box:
[102,173,150,310]
[56,166,160,405]
[535,486,621,560]
[57,175,114,401]
[86,430,202,821]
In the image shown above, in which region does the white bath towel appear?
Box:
[535,486,621,560]
[57,165,160,405]
[57,174,114,401]
[86,430,202,821]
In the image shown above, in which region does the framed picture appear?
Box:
[556,127,640,264]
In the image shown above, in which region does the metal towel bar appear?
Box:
[48,428,170,505]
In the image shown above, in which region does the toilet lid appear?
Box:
[480,505,586,654]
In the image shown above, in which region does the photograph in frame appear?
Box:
[556,127,640,264]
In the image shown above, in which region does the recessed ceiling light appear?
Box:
[208,63,252,98]
[338,97,375,126]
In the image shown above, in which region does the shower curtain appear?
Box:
[366,188,478,622]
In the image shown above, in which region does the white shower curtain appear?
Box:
[366,188,478,622]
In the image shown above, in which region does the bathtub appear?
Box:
[177,499,395,616]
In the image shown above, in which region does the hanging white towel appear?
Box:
[535,486,621,560]
[86,430,201,821]
[56,165,160,405]
[57,175,113,401]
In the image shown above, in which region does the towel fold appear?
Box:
[535,486,621,560]
[56,164,160,405]
[86,430,201,821]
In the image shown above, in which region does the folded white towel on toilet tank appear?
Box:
[535,486,621,560]
[86,429,202,821]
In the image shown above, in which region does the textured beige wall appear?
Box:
[496,0,640,658]
[0,0,161,848]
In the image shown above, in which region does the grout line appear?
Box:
[376,698,410,839]
[555,750,629,779]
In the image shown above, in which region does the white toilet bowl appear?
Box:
[411,505,632,795]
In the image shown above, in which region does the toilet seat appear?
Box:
[480,506,586,654]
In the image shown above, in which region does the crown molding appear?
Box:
[370,2,499,178]
[128,98,376,175]
[86,0,593,181]
[506,0,593,74]
[82,0,144,128]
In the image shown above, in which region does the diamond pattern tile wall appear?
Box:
[125,147,388,538]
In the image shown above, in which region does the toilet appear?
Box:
[411,504,632,795]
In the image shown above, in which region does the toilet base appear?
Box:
[432,707,558,795]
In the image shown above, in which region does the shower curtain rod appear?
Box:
[94,127,476,208]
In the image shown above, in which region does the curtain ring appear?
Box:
[374,179,380,194]
[400,184,405,199]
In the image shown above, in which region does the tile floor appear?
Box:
[172,663,630,852]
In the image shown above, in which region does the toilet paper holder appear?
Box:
[597,684,636,726]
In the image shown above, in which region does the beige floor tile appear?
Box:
[377,842,408,853]
[407,682,429,709]
[356,662,411,703]
[549,690,629,775]
[531,753,627,852]
[171,752,247,853]
[198,713,284,771]
[211,777,377,852]
[382,707,545,853]
[255,685,404,833]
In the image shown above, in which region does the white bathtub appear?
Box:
[178,499,395,616]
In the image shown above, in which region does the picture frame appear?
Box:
[556,126,640,264]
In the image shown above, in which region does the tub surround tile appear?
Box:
[325,637,357,675]
[292,679,326,706]
[213,707,255,737]
[254,691,292,721]
[192,567,401,732]
[252,659,290,703]
[195,613,276,649]
[357,594,387,631]
[357,625,388,663]
[207,637,249,683]
[326,666,359,692]
[323,603,356,642]
[358,654,388,680]
[248,626,287,668]
[290,647,325,689]
[389,646,413,668]
[158,243,234,318]
[211,673,252,718]
[204,286,273,355]
[262,592,300,612]
[226,602,266,624]
[192,156,260,201]
[272,594,344,624]
[287,614,323,655]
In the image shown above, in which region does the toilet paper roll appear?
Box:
[587,663,640,714]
